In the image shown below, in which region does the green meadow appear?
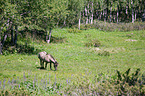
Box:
[0,29,145,95]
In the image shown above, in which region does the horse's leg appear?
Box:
[40,60,44,69]
[45,62,47,69]
[40,59,43,68]
[50,62,52,70]
[42,61,45,69]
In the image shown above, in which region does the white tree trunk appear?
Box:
[0,32,2,55]
[47,28,52,43]
[110,3,112,22]
[103,10,105,21]
[113,3,116,22]
[131,0,134,23]
[104,9,107,22]
[87,3,90,24]
[135,10,137,21]
[100,11,102,20]
[85,6,88,24]
[91,2,93,24]
[78,12,81,30]
[126,4,128,14]
[117,4,119,23]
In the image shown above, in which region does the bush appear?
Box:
[94,21,145,32]
[63,68,145,96]
[85,39,101,47]
[0,69,144,95]
[114,68,145,95]
[2,43,42,55]
[73,21,145,32]
[80,24,95,30]
[50,36,67,43]
[67,28,82,33]
[1,89,31,96]
[98,50,110,56]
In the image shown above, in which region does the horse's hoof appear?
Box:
[40,67,45,69]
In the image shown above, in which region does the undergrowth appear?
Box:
[73,21,145,32]
[0,69,144,95]
[0,27,144,95]
[85,39,101,47]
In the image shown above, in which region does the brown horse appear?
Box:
[38,52,58,70]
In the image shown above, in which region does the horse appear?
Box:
[38,51,58,70]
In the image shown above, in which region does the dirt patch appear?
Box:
[125,39,137,41]
[93,47,125,53]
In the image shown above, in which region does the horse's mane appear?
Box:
[48,54,56,61]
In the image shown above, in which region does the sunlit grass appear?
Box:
[0,29,145,95]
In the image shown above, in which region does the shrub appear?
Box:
[67,28,82,33]
[50,36,67,43]
[98,50,110,56]
[114,68,145,95]
[94,21,145,32]
[126,33,133,38]
[73,21,145,32]
[0,89,31,96]
[85,39,101,47]
[139,32,145,40]
[80,24,95,30]
[2,43,42,55]
[0,69,144,95]
[63,68,145,96]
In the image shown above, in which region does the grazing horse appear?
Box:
[43,54,58,70]
[38,52,58,70]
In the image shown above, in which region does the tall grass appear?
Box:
[0,28,145,95]
[77,21,145,32]
[0,69,145,95]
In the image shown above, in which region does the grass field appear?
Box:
[0,29,145,95]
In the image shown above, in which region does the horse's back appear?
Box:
[44,54,56,63]
[38,51,47,60]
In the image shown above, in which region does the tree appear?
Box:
[34,0,69,43]
[77,0,85,29]
[0,0,23,54]
[131,0,135,23]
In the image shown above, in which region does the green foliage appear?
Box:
[0,69,144,95]
[98,50,110,56]
[37,0,69,29]
[80,24,95,30]
[0,29,145,95]
[95,21,145,32]
[50,36,67,43]
[2,42,42,55]
[67,28,82,33]
[74,21,145,32]
[116,68,141,86]
[63,68,145,96]
[0,77,62,95]
[85,39,101,47]
[1,0,145,55]
[114,68,145,95]
[1,89,30,96]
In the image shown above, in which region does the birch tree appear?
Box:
[37,0,68,43]
[131,0,135,23]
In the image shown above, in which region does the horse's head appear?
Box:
[54,61,58,70]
